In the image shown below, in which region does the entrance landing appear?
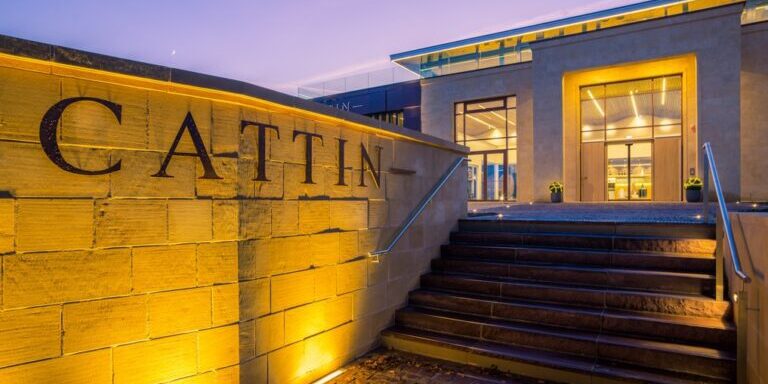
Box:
[470,202,715,224]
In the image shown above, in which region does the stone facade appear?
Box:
[421,63,534,202]
[0,47,467,383]
[421,4,753,202]
[728,212,768,384]
[740,21,768,202]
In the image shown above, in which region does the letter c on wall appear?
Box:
[39,97,122,175]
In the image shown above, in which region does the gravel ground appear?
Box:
[325,349,557,384]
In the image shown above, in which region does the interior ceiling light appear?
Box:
[587,89,605,117]
[475,104,514,125]
[630,90,640,119]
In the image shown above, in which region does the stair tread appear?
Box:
[427,271,717,297]
[444,243,716,260]
[397,307,736,361]
[411,289,735,331]
[436,258,716,279]
[384,327,730,384]
[452,230,716,241]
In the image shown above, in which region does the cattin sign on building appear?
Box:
[39,97,383,187]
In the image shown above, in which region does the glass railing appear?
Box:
[297,66,418,99]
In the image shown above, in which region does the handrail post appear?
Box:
[702,153,710,219]
[368,156,467,262]
[701,142,750,285]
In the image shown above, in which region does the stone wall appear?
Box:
[0,45,467,384]
[420,63,534,202]
[727,212,768,384]
[740,21,768,202]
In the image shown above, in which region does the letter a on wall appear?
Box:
[153,112,221,179]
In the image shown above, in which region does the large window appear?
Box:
[455,97,517,201]
[580,75,682,143]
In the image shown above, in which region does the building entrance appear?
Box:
[606,142,653,200]
[455,96,518,201]
[468,150,509,201]
[580,75,682,201]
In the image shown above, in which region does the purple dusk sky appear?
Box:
[0,0,636,95]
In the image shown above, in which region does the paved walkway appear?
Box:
[466,202,768,224]
[326,349,555,384]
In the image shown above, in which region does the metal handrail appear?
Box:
[702,142,750,282]
[368,156,467,262]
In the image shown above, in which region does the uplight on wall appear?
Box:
[313,369,346,384]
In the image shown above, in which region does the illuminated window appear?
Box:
[580,75,682,143]
[455,97,518,201]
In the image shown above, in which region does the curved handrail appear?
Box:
[368,156,467,261]
[702,142,750,282]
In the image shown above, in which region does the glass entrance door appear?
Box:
[607,142,653,201]
[485,152,505,201]
[467,151,507,201]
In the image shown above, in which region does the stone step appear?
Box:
[408,290,735,348]
[383,327,732,384]
[458,219,715,239]
[441,244,715,274]
[420,273,732,319]
[432,259,715,296]
[450,231,716,255]
[394,308,735,380]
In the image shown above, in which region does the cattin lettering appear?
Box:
[39,97,382,186]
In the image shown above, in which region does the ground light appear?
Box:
[312,369,346,384]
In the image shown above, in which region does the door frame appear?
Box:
[576,72,687,202]
[469,149,508,201]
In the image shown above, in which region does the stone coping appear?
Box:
[0,33,468,155]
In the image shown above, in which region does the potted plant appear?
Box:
[684,177,703,202]
[549,181,564,203]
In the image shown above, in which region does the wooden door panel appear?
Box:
[580,142,605,201]
[653,137,682,201]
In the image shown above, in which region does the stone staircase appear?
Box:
[382,219,736,384]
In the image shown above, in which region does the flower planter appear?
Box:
[685,188,702,203]
[551,191,563,203]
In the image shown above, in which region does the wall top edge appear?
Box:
[0,33,468,154]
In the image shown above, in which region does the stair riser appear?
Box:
[597,344,734,379]
[432,260,715,296]
[396,311,733,380]
[409,292,735,348]
[458,220,716,239]
[450,232,716,255]
[441,245,715,274]
[421,275,732,319]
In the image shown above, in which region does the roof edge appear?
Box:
[390,0,693,61]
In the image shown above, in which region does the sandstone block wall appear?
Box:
[728,212,768,384]
[0,50,467,384]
